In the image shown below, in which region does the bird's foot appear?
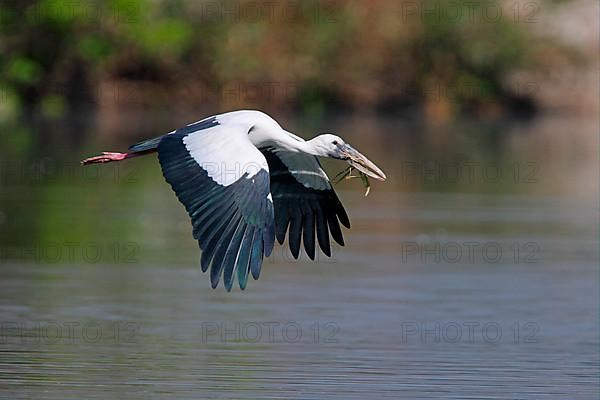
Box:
[81,152,129,165]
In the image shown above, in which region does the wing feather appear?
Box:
[157,119,274,290]
[261,149,349,260]
[301,199,316,260]
[236,226,255,289]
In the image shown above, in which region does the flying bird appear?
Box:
[82,110,386,291]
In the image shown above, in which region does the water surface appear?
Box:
[0,114,598,398]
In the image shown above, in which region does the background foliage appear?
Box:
[0,0,583,121]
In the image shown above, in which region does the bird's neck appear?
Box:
[250,126,324,156]
[273,131,322,156]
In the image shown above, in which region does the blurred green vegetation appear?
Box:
[0,0,579,121]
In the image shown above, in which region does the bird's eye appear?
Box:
[332,140,338,145]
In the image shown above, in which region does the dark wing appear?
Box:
[261,148,350,260]
[157,117,275,291]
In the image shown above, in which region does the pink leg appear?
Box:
[81,152,130,165]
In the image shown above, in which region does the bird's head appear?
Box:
[309,134,387,181]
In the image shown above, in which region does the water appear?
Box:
[0,113,598,398]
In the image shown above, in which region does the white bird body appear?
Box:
[82,110,386,291]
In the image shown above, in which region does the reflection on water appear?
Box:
[0,113,598,398]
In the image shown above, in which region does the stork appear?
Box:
[82,110,386,291]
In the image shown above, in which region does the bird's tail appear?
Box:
[128,135,164,153]
[81,135,164,165]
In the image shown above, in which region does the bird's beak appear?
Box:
[339,144,387,181]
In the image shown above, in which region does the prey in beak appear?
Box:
[333,143,387,196]
[338,143,387,181]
